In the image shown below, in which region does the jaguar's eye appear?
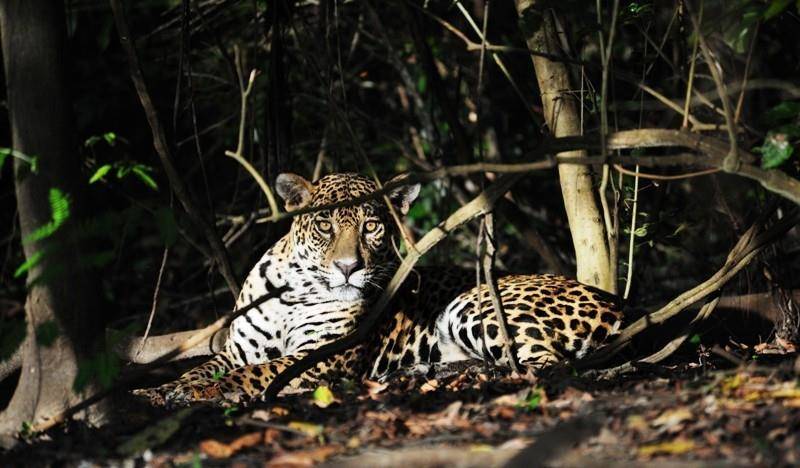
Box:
[317,220,332,233]
[363,220,379,233]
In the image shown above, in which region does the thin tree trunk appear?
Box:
[0,0,107,433]
[514,1,614,292]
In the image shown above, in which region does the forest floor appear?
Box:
[4,347,800,467]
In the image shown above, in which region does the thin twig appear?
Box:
[685,1,739,170]
[224,46,281,218]
[136,247,170,358]
[454,0,539,122]
[473,0,520,374]
[482,217,521,373]
[734,21,760,125]
[613,164,719,180]
[622,165,639,301]
[597,0,621,295]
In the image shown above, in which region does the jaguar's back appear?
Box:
[138,173,622,405]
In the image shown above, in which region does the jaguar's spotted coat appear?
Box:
[139,173,622,405]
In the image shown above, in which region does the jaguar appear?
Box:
[138,172,623,405]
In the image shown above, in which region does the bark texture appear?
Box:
[514,1,614,292]
[0,0,106,433]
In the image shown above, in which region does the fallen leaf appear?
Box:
[200,431,263,459]
[652,407,693,431]
[288,421,324,438]
[346,436,361,449]
[492,394,521,406]
[626,415,648,433]
[266,445,341,467]
[469,444,493,452]
[313,386,336,408]
[638,438,696,457]
[492,406,517,420]
[364,380,388,399]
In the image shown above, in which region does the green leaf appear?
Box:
[524,389,542,411]
[0,147,38,173]
[417,75,427,94]
[762,101,800,127]
[35,321,60,347]
[757,134,795,169]
[764,0,793,19]
[212,369,225,381]
[85,132,119,148]
[116,165,131,178]
[313,386,336,408]
[89,164,113,183]
[689,334,702,345]
[22,188,71,244]
[518,387,544,411]
[50,188,70,226]
[84,135,102,147]
[14,251,43,278]
[131,165,158,190]
[103,132,117,146]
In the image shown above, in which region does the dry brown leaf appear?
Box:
[266,445,341,467]
[199,431,263,459]
[492,406,517,420]
[491,394,521,406]
[652,407,693,431]
[287,421,324,438]
[364,380,388,399]
[638,438,696,457]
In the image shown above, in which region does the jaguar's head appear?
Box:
[275,172,420,302]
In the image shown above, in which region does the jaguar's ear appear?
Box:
[276,173,314,211]
[386,174,421,216]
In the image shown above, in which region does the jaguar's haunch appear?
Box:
[138,173,622,405]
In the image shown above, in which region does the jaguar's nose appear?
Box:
[334,258,362,280]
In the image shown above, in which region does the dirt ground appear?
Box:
[3,347,799,467]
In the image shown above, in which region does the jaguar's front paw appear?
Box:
[164,381,224,406]
[132,382,177,407]
[133,380,224,407]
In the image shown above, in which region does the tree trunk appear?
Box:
[0,0,107,433]
[514,1,614,292]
